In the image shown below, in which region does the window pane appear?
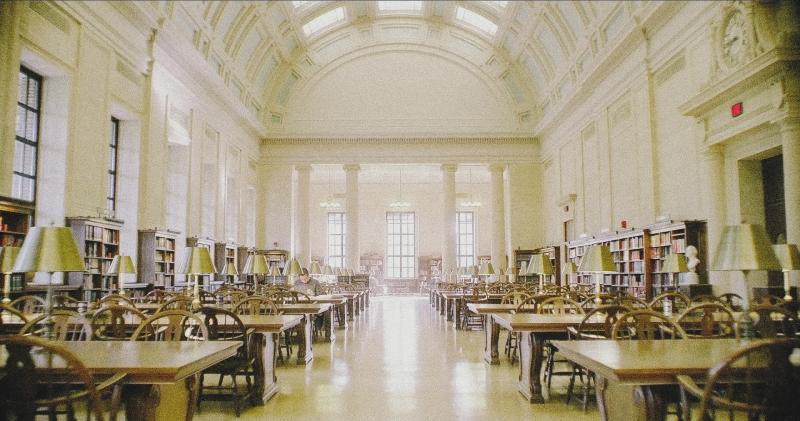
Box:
[27,78,39,108]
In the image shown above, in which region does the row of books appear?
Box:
[84,243,116,258]
[85,225,119,244]
[156,237,175,250]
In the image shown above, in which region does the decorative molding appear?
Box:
[262,137,537,146]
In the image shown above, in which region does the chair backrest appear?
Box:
[611,309,687,340]
[218,290,247,309]
[98,293,136,308]
[52,294,80,308]
[690,294,724,305]
[574,305,630,339]
[90,305,148,340]
[0,304,28,327]
[501,291,530,306]
[197,289,218,304]
[131,310,208,341]
[750,294,786,308]
[0,335,105,421]
[580,294,617,311]
[195,307,248,354]
[137,289,175,304]
[155,296,194,313]
[716,293,743,311]
[536,296,584,315]
[676,303,736,338]
[21,310,92,341]
[648,292,691,314]
[695,338,800,420]
[9,295,47,315]
[616,295,649,309]
[233,296,281,316]
[739,305,798,339]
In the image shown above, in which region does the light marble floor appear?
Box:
[196,296,600,420]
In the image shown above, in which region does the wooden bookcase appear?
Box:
[138,229,177,288]
[215,241,238,283]
[186,236,215,290]
[0,197,34,296]
[646,220,707,297]
[567,230,647,298]
[539,245,561,285]
[513,249,536,282]
[67,217,122,298]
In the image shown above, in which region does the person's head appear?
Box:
[300,267,310,283]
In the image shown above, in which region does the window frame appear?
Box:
[456,211,476,268]
[107,117,120,212]
[385,211,416,279]
[12,66,43,203]
[327,211,346,268]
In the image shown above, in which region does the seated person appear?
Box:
[293,268,321,296]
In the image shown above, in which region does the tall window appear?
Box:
[386,212,415,278]
[457,211,475,268]
[13,67,42,202]
[327,212,346,268]
[107,117,120,211]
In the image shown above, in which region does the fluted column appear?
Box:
[293,164,311,265]
[344,164,360,271]
[782,118,800,244]
[701,145,726,284]
[489,164,507,270]
[441,164,457,270]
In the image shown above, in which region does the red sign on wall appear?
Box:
[731,102,743,118]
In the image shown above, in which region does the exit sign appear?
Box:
[731,102,743,117]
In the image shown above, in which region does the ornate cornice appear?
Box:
[262,137,537,146]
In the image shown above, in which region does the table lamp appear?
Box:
[268,264,282,284]
[529,254,554,289]
[323,264,334,282]
[562,261,578,287]
[222,261,239,285]
[517,261,528,283]
[479,261,495,282]
[178,247,217,308]
[13,226,85,321]
[286,258,302,285]
[772,243,799,302]
[242,254,268,290]
[662,253,689,291]
[711,223,781,340]
[107,255,136,296]
[0,246,20,304]
[469,265,479,282]
[310,261,322,276]
[578,245,616,303]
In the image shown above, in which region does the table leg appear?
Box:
[124,375,198,421]
[446,299,453,321]
[296,315,313,365]
[336,303,347,328]
[347,299,355,321]
[484,314,500,364]
[322,310,335,342]
[248,331,280,405]
[518,332,545,403]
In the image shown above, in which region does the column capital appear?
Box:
[294,164,312,173]
[343,164,361,172]
[488,163,506,174]
[441,163,458,173]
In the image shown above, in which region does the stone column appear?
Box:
[782,118,800,245]
[344,164,361,271]
[293,164,311,265]
[701,144,726,285]
[489,164,507,271]
[441,164,457,270]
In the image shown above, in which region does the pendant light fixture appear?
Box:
[460,166,482,208]
[320,165,341,209]
[389,166,411,209]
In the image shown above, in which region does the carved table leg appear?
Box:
[634,386,666,421]
[484,313,500,364]
[296,315,313,365]
[518,332,545,403]
[336,303,347,329]
[347,299,355,321]
[124,375,198,421]
[594,373,645,421]
[322,309,335,342]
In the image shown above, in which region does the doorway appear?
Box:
[762,154,785,286]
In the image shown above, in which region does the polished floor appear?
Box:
[197,296,600,420]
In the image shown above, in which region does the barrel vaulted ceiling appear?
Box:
[132,1,663,135]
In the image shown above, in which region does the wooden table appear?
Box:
[492,313,599,403]
[553,339,748,421]
[466,303,519,364]
[308,295,349,328]
[0,340,240,421]
[236,315,302,404]
[275,303,332,364]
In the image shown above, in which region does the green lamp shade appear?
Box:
[323,265,334,276]
[268,264,282,277]
[578,245,616,273]
[286,258,302,276]
[479,261,495,275]
[528,254,554,275]
[0,246,20,273]
[772,244,800,271]
[711,224,781,271]
[310,261,322,274]
[242,254,269,275]
[562,261,578,275]
[223,262,239,276]
[107,255,137,275]
[13,226,85,273]
[178,247,217,275]
[662,253,689,274]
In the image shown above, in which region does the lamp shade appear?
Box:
[578,245,616,273]
[479,261,495,275]
[0,246,20,274]
[772,244,800,271]
[711,224,781,271]
[529,254,554,275]
[107,255,136,275]
[323,265,334,276]
[223,262,239,276]
[562,261,578,275]
[517,261,528,276]
[178,247,217,275]
[286,258,302,276]
[662,253,688,274]
[242,254,269,275]
[310,261,322,274]
[269,264,282,277]
[469,265,479,276]
[526,255,539,275]
[13,226,85,273]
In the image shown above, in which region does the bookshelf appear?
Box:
[567,230,648,298]
[0,198,34,296]
[646,220,707,297]
[513,249,536,283]
[67,217,122,297]
[138,229,177,288]
[215,241,238,284]
[538,245,561,285]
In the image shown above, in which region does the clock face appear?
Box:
[722,11,748,67]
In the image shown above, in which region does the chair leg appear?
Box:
[232,373,240,417]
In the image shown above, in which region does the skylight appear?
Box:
[456,7,497,35]
[302,7,345,36]
[377,1,423,12]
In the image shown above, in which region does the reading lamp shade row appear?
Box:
[286,258,302,276]
[223,262,239,276]
[243,254,269,275]
[711,224,781,271]
[107,255,136,275]
[578,245,616,273]
[662,253,688,274]
[13,227,85,273]
[310,261,322,274]
[528,254,554,275]
[772,244,800,271]
[479,262,495,275]
[0,247,20,273]
[178,247,217,275]
[562,261,578,275]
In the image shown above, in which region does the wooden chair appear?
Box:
[0,335,126,421]
[676,303,735,338]
[460,289,489,331]
[750,294,786,308]
[648,292,691,315]
[136,288,174,304]
[501,291,531,361]
[98,293,136,308]
[689,294,724,305]
[197,289,218,305]
[677,338,800,421]
[537,297,584,392]
[566,305,630,411]
[155,296,194,313]
[514,294,554,314]
[21,310,93,341]
[233,297,281,316]
[612,309,688,340]
[90,305,148,340]
[739,305,798,338]
[195,307,254,417]
[53,294,80,309]
[9,295,47,315]
[616,295,649,309]
[716,293,743,311]
[579,294,616,311]
[219,290,247,310]
[131,310,209,341]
